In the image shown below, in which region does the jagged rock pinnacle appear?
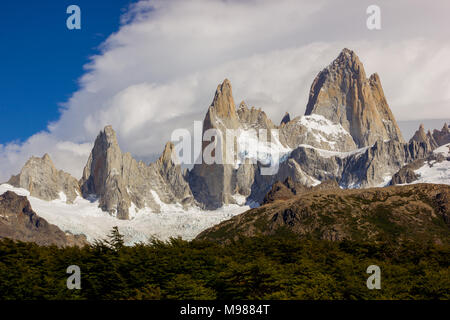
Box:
[158,141,178,167]
[432,122,450,146]
[211,79,237,120]
[80,126,194,219]
[410,124,438,149]
[305,48,404,147]
[280,112,290,125]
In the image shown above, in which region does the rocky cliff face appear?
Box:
[189,80,282,209]
[7,154,80,204]
[80,126,194,219]
[188,80,241,209]
[305,48,404,148]
[280,112,291,126]
[432,123,450,146]
[0,191,86,246]
[247,138,431,204]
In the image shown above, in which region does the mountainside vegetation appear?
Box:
[0,231,448,300]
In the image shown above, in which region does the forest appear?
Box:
[0,228,448,300]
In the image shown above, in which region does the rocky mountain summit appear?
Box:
[80,125,194,219]
[304,48,404,147]
[433,123,450,146]
[0,191,86,246]
[410,123,450,149]
[7,154,80,203]
[410,124,439,150]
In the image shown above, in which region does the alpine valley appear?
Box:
[1,49,449,246]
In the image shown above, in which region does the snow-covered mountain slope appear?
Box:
[410,143,450,185]
[236,127,291,167]
[0,184,249,246]
[280,114,357,152]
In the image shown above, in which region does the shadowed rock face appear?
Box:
[7,154,80,204]
[0,191,86,247]
[188,79,242,209]
[432,123,450,147]
[80,126,194,219]
[280,112,290,126]
[197,184,450,244]
[247,138,432,204]
[305,48,404,148]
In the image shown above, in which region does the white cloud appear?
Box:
[1,0,450,181]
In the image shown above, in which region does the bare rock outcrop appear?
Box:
[237,102,276,131]
[410,124,439,150]
[304,48,404,148]
[188,80,241,209]
[7,154,80,203]
[189,80,276,209]
[263,177,339,204]
[248,138,432,204]
[0,191,86,247]
[432,123,450,147]
[280,112,291,126]
[80,126,194,219]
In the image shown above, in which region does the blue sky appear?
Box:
[0,0,136,143]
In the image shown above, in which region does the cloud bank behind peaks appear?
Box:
[1,0,450,182]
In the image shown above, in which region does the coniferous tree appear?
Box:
[106,226,124,251]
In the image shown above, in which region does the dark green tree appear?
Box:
[106,226,125,251]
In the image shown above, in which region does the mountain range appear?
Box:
[1,48,449,245]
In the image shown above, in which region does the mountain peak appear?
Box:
[411,124,427,141]
[158,141,177,166]
[280,112,290,125]
[337,48,358,61]
[211,79,237,120]
[42,153,52,163]
[7,152,80,204]
[238,100,248,110]
[304,48,404,147]
[101,125,119,146]
[332,48,366,78]
[410,123,438,149]
[432,122,450,146]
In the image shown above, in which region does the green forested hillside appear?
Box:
[0,229,448,300]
